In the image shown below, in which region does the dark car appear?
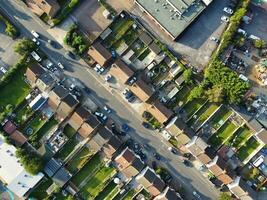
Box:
[142,121,150,129]
[84,87,91,94]
[153,152,161,160]
[183,160,192,167]
[122,124,130,132]
[66,51,76,59]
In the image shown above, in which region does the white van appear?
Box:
[248,34,260,40]
[31,30,39,38]
[239,74,249,82]
[237,28,247,37]
[31,51,42,62]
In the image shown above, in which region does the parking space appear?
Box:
[243,4,267,41]
[0,21,20,74]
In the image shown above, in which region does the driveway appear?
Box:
[243,4,267,41]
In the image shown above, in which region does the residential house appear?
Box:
[185,136,209,157]
[48,84,68,111]
[103,135,122,158]
[206,155,227,177]
[130,79,154,102]
[228,176,257,200]
[148,42,161,55]
[88,42,112,67]
[52,167,71,187]
[68,106,91,131]
[56,94,79,121]
[115,147,145,178]
[88,127,112,153]
[197,153,212,165]
[256,129,267,145]
[174,75,185,86]
[32,0,60,18]
[36,73,56,93]
[109,59,134,84]
[136,166,165,197]
[154,186,182,200]
[9,130,27,147]
[78,114,101,139]
[25,63,45,86]
[165,117,186,137]
[147,100,174,124]
[139,31,153,46]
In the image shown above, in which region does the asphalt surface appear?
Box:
[0,1,220,199]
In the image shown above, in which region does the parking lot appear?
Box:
[0,20,20,76]
[243,4,267,41]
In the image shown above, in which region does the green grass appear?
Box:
[210,108,232,130]
[209,120,238,148]
[227,125,253,149]
[123,189,136,200]
[66,147,92,173]
[14,105,34,124]
[30,117,58,141]
[71,153,102,186]
[183,98,206,118]
[79,166,116,199]
[168,85,191,108]
[63,124,76,138]
[23,112,47,136]
[29,178,53,199]
[188,103,219,127]
[138,48,151,61]
[95,181,117,200]
[237,137,261,161]
[0,65,30,109]
[55,136,78,161]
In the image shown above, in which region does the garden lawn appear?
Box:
[55,136,78,161]
[95,181,117,200]
[63,124,76,138]
[29,178,53,199]
[14,104,34,124]
[227,125,253,149]
[209,120,237,148]
[0,65,30,108]
[138,48,151,61]
[122,189,136,200]
[168,85,191,108]
[187,102,213,125]
[79,166,116,199]
[30,117,58,142]
[195,103,219,125]
[66,147,92,173]
[237,137,261,161]
[71,153,102,186]
[183,98,206,119]
[211,108,232,130]
[24,112,47,136]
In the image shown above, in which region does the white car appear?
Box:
[210,36,220,43]
[221,15,229,23]
[122,88,130,96]
[32,38,40,46]
[104,106,111,113]
[223,7,233,15]
[94,64,105,74]
[31,30,39,38]
[0,67,7,74]
[193,191,201,199]
[57,62,64,69]
[105,74,112,82]
[46,60,53,69]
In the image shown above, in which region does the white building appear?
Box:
[0,136,43,198]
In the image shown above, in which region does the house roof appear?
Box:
[28,63,45,77]
[207,156,226,176]
[85,114,101,129]
[74,106,91,120]
[91,127,113,148]
[88,42,112,66]
[147,100,173,124]
[52,167,71,187]
[154,186,182,200]
[257,129,267,144]
[175,75,185,86]
[130,79,154,102]
[149,42,161,55]
[3,121,17,135]
[165,117,186,136]
[62,94,79,108]
[228,177,257,199]
[248,118,263,133]
[217,174,233,185]
[52,84,69,99]
[115,147,136,170]
[110,59,135,83]
[44,158,62,177]
[38,73,55,86]
[139,31,153,45]
[197,153,211,165]
[9,130,27,147]
[103,135,122,157]
[131,157,145,172]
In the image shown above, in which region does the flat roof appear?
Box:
[0,136,43,197]
[136,0,207,38]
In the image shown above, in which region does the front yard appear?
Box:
[237,137,261,161]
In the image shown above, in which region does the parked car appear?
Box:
[223,7,233,15]
[153,152,161,160]
[69,84,75,91]
[103,105,111,113]
[210,36,220,44]
[32,38,40,46]
[105,74,112,82]
[31,30,39,38]
[46,60,53,69]
[183,160,192,167]
[121,124,130,132]
[168,147,178,154]
[94,64,105,74]
[193,191,201,199]
[0,67,7,74]
[48,39,57,48]
[94,111,108,122]
[221,15,229,22]
[128,76,137,85]
[142,121,150,129]
[57,62,64,69]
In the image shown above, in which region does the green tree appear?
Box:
[14,38,36,56]
[219,192,232,200]
[244,167,259,180]
[5,24,18,38]
[205,85,224,103]
[188,86,204,101]
[182,68,193,84]
[253,39,266,49]
[66,195,75,200]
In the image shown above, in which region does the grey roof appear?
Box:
[135,0,206,38]
[52,167,71,187]
[28,63,45,76]
[139,32,153,45]
[52,84,68,99]
[106,135,122,150]
[44,158,62,177]
[175,75,185,85]
[132,157,145,171]
[143,167,157,183]
[62,94,79,108]
[75,106,91,119]
[248,118,263,133]
[85,114,101,129]
[39,73,55,85]
[149,42,161,55]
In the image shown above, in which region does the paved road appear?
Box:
[0,1,220,199]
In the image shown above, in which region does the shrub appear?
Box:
[0,14,19,38]
[14,38,36,56]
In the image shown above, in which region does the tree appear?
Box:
[205,85,224,103]
[244,167,259,180]
[5,24,18,38]
[66,195,74,200]
[188,86,204,101]
[183,68,193,84]
[14,38,36,56]
[253,39,266,49]
[219,192,232,200]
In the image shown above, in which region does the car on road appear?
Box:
[210,37,220,44]
[153,152,161,160]
[223,7,233,15]
[122,88,133,99]
[168,147,178,154]
[69,84,75,91]
[94,111,108,122]
[31,30,39,38]
[0,67,7,74]
[103,105,111,113]
[31,51,42,62]
[143,144,151,151]
[127,95,135,102]
[221,15,229,23]
[183,160,192,167]
[121,124,130,132]
[46,60,53,69]
[66,51,76,60]
[105,74,112,82]
[32,38,40,46]
[48,39,57,48]
[142,121,150,129]
[193,191,201,199]
[57,62,64,69]
[84,87,91,94]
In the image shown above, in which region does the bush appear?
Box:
[14,38,36,56]
[0,14,19,38]
[16,148,44,175]
[253,39,266,49]
[188,86,204,101]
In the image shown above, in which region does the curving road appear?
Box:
[0,1,220,199]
